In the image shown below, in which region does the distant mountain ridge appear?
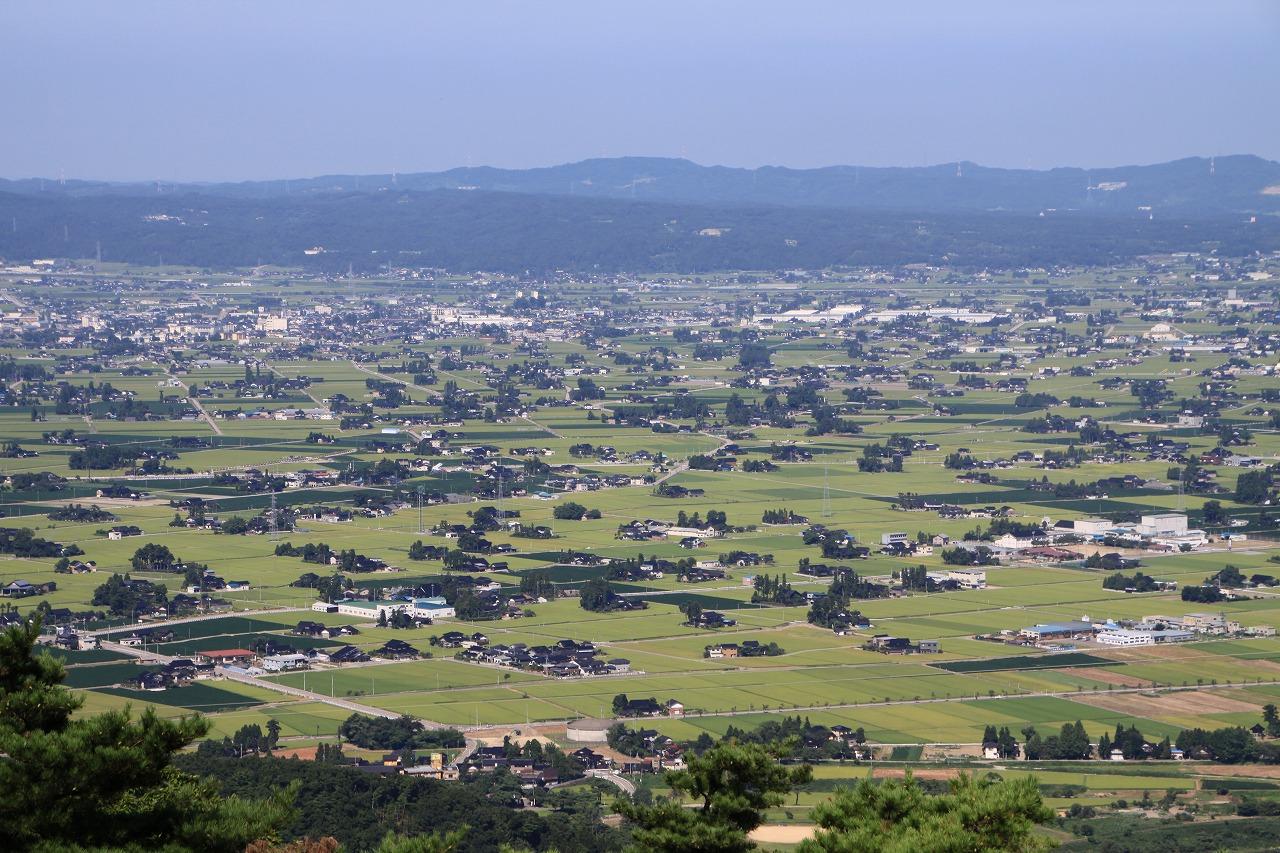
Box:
[4,154,1280,216]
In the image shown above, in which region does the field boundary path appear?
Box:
[85,607,304,639]
[164,370,223,436]
[668,677,1280,721]
[217,669,415,722]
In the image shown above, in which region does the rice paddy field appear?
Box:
[2,267,1278,779]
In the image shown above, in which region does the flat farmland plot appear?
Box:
[266,658,542,695]
[91,681,275,713]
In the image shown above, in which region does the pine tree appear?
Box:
[0,617,295,850]
[613,741,811,853]
[800,773,1051,853]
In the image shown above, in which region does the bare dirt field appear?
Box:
[1096,645,1280,677]
[750,825,815,845]
[1074,689,1261,718]
[922,743,984,760]
[1197,763,1280,778]
[1060,667,1149,687]
[1097,645,1206,663]
[273,746,319,760]
[870,767,960,781]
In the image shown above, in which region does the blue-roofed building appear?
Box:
[412,597,456,619]
[1018,621,1096,642]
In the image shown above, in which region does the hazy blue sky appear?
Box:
[2,1,1277,181]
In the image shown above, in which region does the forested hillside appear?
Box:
[5,154,1280,216]
[2,187,1276,273]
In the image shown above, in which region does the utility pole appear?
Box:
[823,464,831,516]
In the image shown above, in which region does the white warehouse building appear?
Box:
[1135,513,1188,538]
[312,598,455,621]
[948,569,987,589]
[1095,628,1194,646]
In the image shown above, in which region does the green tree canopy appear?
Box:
[613,741,811,853]
[798,772,1051,853]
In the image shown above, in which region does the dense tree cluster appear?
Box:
[940,546,999,566]
[91,572,168,617]
[337,714,465,751]
[0,527,68,558]
[1101,571,1161,592]
[1022,721,1092,760]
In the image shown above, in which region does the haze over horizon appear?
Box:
[5,152,1279,189]
[2,0,1278,183]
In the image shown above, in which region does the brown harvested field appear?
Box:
[1068,544,1149,559]
[1097,645,1280,676]
[1240,658,1280,677]
[871,767,960,781]
[923,743,984,760]
[1060,667,1148,687]
[1096,645,1207,663]
[273,746,318,760]
[1075,690,1262,718]
[1198,764,1280,778]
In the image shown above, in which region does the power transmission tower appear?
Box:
[497,466,505,518]
[269,488,279,540]
[417,487,425,534]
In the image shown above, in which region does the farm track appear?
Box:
[162,370,223,436]
[93,637,449,726]
[662,677,1280,723]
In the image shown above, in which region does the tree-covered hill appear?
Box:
[5,154,1280,216]
[2,187,1276,273]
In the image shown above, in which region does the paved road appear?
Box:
[450,738,482,769]
[97,637,449,725]
[349,360,436,396]
[218,669,410,721]
[165,372,224,436]
[86,607,304,639]
[587,769,637,795]
[668,677,1280,721]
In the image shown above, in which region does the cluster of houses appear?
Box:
[863,635,941,655]
[1,579,57,598]
[456,746,568,786]
[185,567,252,594]
[688,610,738,629]
[454,635,634,678]
[936,513,1209,569]
[196,639,409,673]
[878,532,935,557]
[127,657,218,690]
[40,624,97,651]
[703,639,778,658]
[616,697,685,717]
[615,518,725,543]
